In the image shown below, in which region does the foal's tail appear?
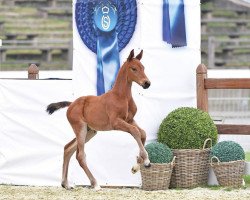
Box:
[46,101,72,115]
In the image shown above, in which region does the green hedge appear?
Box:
[158,107,218,149]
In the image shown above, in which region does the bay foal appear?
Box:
[46,49,151,190]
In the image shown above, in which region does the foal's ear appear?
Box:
[127,49,134,61]
[135,50,143,60]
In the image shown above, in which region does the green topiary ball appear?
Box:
[210,141,245,162]
[145,142,173,164]
[158,107,218,149]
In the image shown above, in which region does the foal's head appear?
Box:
[126,49,151,89]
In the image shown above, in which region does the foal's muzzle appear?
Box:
[142,81,151,89]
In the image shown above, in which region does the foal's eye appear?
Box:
[131,67,137,72]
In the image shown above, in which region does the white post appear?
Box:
[0,39,2,71]
[245,162,250,175]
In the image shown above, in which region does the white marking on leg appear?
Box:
[144,158,151,167]
[140,150,150,167]
[94,183,101,190]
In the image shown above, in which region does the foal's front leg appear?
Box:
[129,120,149,174]
[113,119,150,170]
[130,120,147,145]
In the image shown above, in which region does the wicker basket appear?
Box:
[140,157,175,191]
[211,156,245,187]
[170,139,211,188]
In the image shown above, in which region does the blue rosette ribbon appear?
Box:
[75,0,137,95]
[163,0,187,48]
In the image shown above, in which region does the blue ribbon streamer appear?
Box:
[163,0,187,48]
[96,30,120,95]
[94,0,120,95]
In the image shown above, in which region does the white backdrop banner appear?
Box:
[72,0,201,186]
[0,0,200,187]
[0,80,74,186]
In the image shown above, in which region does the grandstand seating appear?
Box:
[1,0,250,70]
[0,0,72,70]
[201,0,250,69]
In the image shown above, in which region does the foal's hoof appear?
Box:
[144,159,151,168]
[131,164,140,174]
[144,163,151,168]
[93,184,101,191]
[143,158,151,168]
[61,183,74,190]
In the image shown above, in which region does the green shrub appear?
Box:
[145,142,173,164]
[210,141,245,162]
[158,107,218,149]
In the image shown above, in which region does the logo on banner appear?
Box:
[101,7,112,30]
[75,0,137,95]
[94,5,117,32]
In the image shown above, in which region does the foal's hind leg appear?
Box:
[61,128,97,189]
[74,122,100,190]
[62,138,77,189]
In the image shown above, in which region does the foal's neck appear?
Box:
[111,63,132,98]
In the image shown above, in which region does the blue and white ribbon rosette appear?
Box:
[75,0,137,95]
